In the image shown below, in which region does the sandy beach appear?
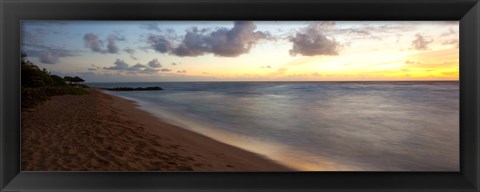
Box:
[21,88,291,171]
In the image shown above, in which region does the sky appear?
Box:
[21,21,459,82]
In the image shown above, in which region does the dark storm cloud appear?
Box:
[147,59,162,68]
[83,33,125,54]
[172,21,271,57]
[411,33,433,50]
[289,22,340,56]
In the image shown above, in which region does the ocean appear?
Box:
[87,81,459,171]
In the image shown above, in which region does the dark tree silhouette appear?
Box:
[71,76,85,85]
[63,76,73,84]
[50,75,67,86]
[21,53,90,109]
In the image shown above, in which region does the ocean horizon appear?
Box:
[87,81,459,171]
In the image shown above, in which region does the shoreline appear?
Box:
[21,88,292,171]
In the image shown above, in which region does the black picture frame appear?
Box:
[1,0,479,191]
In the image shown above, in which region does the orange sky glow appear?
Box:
[22,21,459,82]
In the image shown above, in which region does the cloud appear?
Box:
[83,33,124,54]
[177,70,187,73]
[34,50,62,64]
[405,60,416,64]
[172,21,271,57]
[442,39,459,47]
[148,58,162,68]
[317,23,419,43]
[102,58,162,75]
[411,33,433,50]
[24,48,76,64]
[106,34,126,54]
[103,59,129,70]
[123,47,137,60]
[261,65,272,69]
[22,31,76,64]
[144,21,271,57]
[140,67,160,74]
[83,33,104,53]
[289,22,340,56]
[124,47,135,54]
[124,48,137,60]
[440,28,456,37]
[141,22,162,32]
[145,34,173,53]
[128,63,147,71]
[161,68,172,72]
[331,27,382,41]
[106,39,119,53]
[22,31,41,45]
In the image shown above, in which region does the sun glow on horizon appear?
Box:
[21,21,459,82]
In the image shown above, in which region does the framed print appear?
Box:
[1,0,479,191]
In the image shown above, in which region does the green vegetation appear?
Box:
[21,53,90,109]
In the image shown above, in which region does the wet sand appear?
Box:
[21,88,291,171]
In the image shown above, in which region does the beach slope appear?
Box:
[21,88,291,171]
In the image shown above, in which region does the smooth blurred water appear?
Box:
[87,81,459,171]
